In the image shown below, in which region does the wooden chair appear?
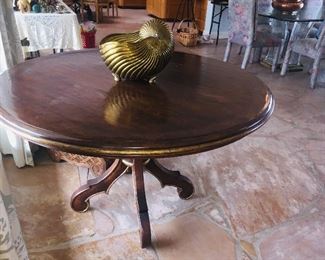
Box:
[118,0,146,8]
[108,0,118,17]
[81,0,116,23]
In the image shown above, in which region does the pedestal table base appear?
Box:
[70,158,194,248]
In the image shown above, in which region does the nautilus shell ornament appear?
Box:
[99,19,174,84]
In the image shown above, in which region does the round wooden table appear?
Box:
[0,50,274,248]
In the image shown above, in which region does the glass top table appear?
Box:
[258,1,324,72]
[258,2,325,23]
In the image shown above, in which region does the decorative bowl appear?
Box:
[272,0,304,12]
[99,19,174,84]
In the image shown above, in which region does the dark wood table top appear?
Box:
[259,2,325,23]
[0,50,274,158]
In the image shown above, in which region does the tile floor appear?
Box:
[4,8,325,260]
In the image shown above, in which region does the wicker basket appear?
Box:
[176,20,199,47]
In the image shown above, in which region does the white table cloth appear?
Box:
[14,1,82,52]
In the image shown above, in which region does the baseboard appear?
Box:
[203,31,228,39]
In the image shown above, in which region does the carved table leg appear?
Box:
[70,159,128,212]
[70,157,194,248]
[132,159,151,248]
[145,159,194,199]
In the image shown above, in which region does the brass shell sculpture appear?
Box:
[99,19,174,83]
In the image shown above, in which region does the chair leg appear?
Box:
[280,47,292,76]
[297,54,302,66]
[249,49,254,64]
[81,3,84,21]
[96,5,100,23]
[223,41,232,62]
[249,48,261,64]
[110,4,112,16]
[209,4,216,35]
[238,46,243,55]
[272,47,281,73]
[215,5,224,46]
[115,4,118,16]
[251,47,262,63]
[310,55,321,89]
[241,46,252,69]
[257,48,263,62]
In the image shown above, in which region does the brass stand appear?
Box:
[71,158,194,248]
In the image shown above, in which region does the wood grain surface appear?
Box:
[0,50,274,158]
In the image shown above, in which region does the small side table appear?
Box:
[209,0,228,45]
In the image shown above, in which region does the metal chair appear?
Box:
[209,0,228,45]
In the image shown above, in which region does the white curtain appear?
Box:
[0,1,31,259]
[0,154,28,259]
[0,0,34,168]
[0,130,34,168]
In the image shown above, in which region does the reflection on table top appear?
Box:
[258,2,325,22]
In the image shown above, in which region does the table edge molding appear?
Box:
[0,95,274,158]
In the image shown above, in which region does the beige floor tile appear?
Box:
[259,207,325,259]
[29,232,157,260]
[152,213,236,260]
[193,136,322,236]
[4,158,95,250]
[81,162,203,236]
